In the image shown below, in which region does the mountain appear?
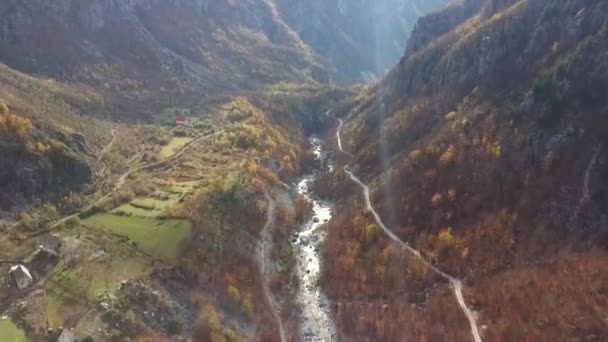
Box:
[0,0,449,208]
[2,0,607,341]
[0,0,448,110]
[275,0,448,81]
[324,0,608,340]
[0,0,323,108]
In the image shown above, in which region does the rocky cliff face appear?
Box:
[325,0,608,340]
[275,0,449,82]
[0,142,92,210]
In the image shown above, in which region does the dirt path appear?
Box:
[257,193,287,342]
[98,129,117,161]
[570,145,602,224]
[338,119,483,342]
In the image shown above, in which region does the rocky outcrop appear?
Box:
[404,0,487,56]
[389,0,608,103]
[0,142,92,210]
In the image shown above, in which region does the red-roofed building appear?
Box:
[175,115,188,125]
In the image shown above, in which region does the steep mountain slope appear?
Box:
[275,0,449,82]
[0,64,112,212]
[0,0,326,110]
[323,0,608,340]
[0,0,449,111]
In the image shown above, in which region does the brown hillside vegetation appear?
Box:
[322,0,608,340]
[0,0,327,112]
[0,64,113,210]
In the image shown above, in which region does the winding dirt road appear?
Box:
[257,193,287,342]
[338,119,483,342]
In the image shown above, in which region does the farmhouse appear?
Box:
[9,265,33,289]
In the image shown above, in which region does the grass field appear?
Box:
[0,318,26,342]
[83,214,192,261]
[160,137,192,158]
[112,182,196,218]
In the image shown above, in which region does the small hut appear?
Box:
[175,115,188,125]
[9,265,33,289]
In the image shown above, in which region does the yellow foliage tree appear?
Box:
[431,193,443,207]
[338,254,355,273]
[486,141,502,159]
[0,99,8,115]
[439,145,457,166]
[408,149,422,164]
[447,187,457,201]
[363,223,378,242]
[437,227,456,250]
[227,285,241,306]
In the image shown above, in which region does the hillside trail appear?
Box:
[337,118,483,342]
[257,192,287,342]
[98,129,117,161]
[570,144,602,225]
[97,129,117,177]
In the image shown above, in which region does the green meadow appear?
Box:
[83,214,192,261]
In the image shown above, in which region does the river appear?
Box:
[293,136,337,342]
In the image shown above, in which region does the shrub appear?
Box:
[241,296,253,317]
[257,166,279,186]
[408,149,422,163]
[447,188,457,201]
[223,329,237,342]
[41,203,59,222]
[0,99,8,115]
[363,224,378,242]
[227,285,241,306]
[437,227,456,250]
[445,111,457,120]
[79,205,102,219]
[19,212,34,229]
[166,318,183,335]
[227,97,254,122]
[431,193,442,208]
[65,216,81,229]
[439,145,457,166]
[132,181,154,196]
[486,141,502,159]
[36,141,51,154]
[60,192,88,213]
[0,111,33,140]
[114,189,135,204]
